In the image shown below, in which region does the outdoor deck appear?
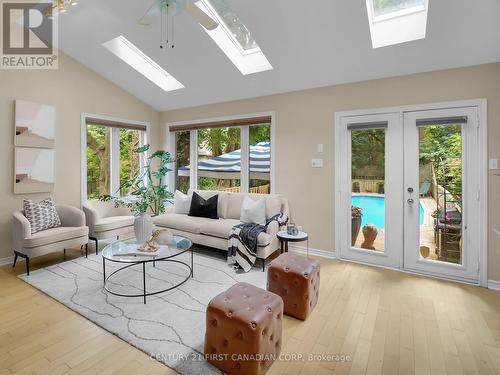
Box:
[354,197,440,260]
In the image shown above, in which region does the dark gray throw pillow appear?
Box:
[188,192,219,219]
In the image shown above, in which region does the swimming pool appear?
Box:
[352,195,424,229]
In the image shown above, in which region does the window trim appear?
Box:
[165,111,276,195]
[80,112,150,204]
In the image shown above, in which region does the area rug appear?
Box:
[19,248,267,374]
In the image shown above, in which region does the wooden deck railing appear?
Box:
[223,185,270,194]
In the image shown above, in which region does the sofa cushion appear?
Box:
[265,194,283,219]
[154,214,215,234]
[190,190,229,219]
[200,219,241,239]
[200,219,272,246]
[226,193,283,220]
[24,226,89,248]
[226,194,246,220]
[93,216,134,233]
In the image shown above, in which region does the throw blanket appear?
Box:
[228,213,288,272]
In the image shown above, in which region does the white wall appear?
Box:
[0,52,161,260]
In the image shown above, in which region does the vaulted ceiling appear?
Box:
[58,0,500,111]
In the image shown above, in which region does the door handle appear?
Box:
[407,198,414,205]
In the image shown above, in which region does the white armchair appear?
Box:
[83,200,135,253]
[12,205,89,275]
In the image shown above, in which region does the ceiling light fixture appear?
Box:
[102,35,184,92]
[45,0,80,17]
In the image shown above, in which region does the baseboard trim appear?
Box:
[0,255,15,266]
[488,280,500,291]
[288,244,336,259]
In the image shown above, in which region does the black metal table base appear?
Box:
[279,238,309,257]
[102,249,194,304]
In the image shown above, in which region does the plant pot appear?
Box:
[377,185,384,194]
[351,216,362,246]
[134,214,153,244]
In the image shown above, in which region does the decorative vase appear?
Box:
[361,224,378,250]
[134,214,153,244]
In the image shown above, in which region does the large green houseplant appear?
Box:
[100,144,174,243]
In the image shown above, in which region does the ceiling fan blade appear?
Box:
[139,1,161,26]
[185,1,218,30]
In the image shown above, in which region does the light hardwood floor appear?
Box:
[1,249,500,375]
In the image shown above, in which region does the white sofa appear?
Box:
[153,191,289,270]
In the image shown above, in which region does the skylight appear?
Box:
[102,36,184,92]
[366,0,429,48]
[372,0,425,19]
[208,0,258,53]
[195,0,272,75]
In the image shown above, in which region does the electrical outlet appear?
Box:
[489,158,498,170]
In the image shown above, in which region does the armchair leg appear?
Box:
[261,258,266,272]
[85,244,88,258]
[90,237,98,255]
[13,251,29,275]
[63,248,66,260]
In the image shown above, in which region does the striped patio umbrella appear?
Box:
[178,141,270,180]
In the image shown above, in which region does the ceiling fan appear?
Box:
[139,0,219,31]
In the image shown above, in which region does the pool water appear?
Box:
[352,195,424,229]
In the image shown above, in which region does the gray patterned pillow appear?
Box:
[23,197,61,234]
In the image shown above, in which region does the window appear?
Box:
[195,0,272,75]
[102,35,184,92]
[372,0,425,18]
[119,128,142,196]
[85,117,147,199]
[169,116,273,194]
[351,127,386,252]
[249,124,271,194]
[197,127,241,191]
[175,130,191,194]
[87,125,111,197]
[206,0,258,54]
[366,0,429,48]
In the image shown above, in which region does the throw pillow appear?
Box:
[173,190,191,215]
[188,192,219,219]
[240,196,266,225]
[23,197,61,234]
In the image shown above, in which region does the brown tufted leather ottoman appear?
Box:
[204,282,283,375]
[267,253,320,320]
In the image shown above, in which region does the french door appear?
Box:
[403,108,480,282]
[337,113,403,269]
[337,106,481,283]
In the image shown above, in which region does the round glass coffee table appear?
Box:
[101,236,193,304]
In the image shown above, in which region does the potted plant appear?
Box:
[352,181,360,193]
[377,181,385,194]
[351,206,363,246]
[100,144,174,244]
